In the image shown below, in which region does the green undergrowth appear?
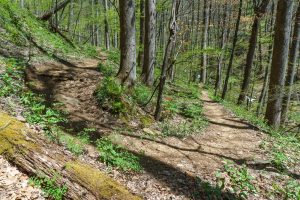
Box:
[29,175,67,200]
[96,137,142,171]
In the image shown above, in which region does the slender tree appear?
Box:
[154,0,180,120]
[237,0,270,105]
[222,0,243,99]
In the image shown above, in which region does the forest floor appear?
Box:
[1,58,298,199]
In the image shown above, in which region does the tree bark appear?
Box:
[137,0,145,68]
[118,0,137,86]
[200,0,209,84]
[265,0,294,128]
[237,0,270,105]
[221,0,243,99]
[104,0,110,50]
[154,0,180,120]
[281,3,300,124]
[142,0,156,86]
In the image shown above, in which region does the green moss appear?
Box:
[65,162,141,200]
[0,112,37,156]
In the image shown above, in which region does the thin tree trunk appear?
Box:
[138,0,145,68]
[154,0,180,120]
[201,0,209,84]
[221,0,243,99]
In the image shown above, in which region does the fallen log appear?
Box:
[0,112,140,200]
[40,0,71,21]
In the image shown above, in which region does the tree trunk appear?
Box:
[137,0,145,68]
[154,0,180,120]
[215,3,228,96]
[118,0,137,86]
[104,0,110,50]
[221,0,243,99]
[265,0,294,128]
[0,112,139,200]
[142,0,156,86]
[237,0,270,105]
[281,4,300,124]
[201,0,209,84]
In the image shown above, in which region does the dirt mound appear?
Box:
[25,58,119,135]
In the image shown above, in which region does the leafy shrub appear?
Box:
[96,137,142,171]
[271,151,288,172]
[180,103,203,118]
[133,84,151,105]
[222,161,257,199]
[272,180,300,200]
[98,62,115,77]
[29,176,67,200]
[95,77,126,114]
[0,59,24,97]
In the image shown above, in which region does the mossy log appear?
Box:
[0,112,140,200]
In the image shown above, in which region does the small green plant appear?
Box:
[271,151,288,172]
[132,84,151,105]
[180,102,203,118]
[98,62,115,77]
[272,180,300,200]
[222,161,257,199]
[95,77,126,114]
[29,176,67,200]
[96,137,142,171]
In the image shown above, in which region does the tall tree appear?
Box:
[118,0,137,86]
[200,0,209,84]
[237,0,270,105]
[222,0,243,99]
[265,0,294,128]
[154,0,180,120]
[104,0,110,50]
[142,0,156,86]
[281,4,300,124]
[137,0,145,68]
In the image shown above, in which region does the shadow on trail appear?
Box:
[121,132,300,181]
[130,150,239,200]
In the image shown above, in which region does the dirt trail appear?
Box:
[24,59,269,199]
[116,91,267,199]
[120,91,265,176]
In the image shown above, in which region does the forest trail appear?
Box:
[116,91,268,199]
[24,59,270,199]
